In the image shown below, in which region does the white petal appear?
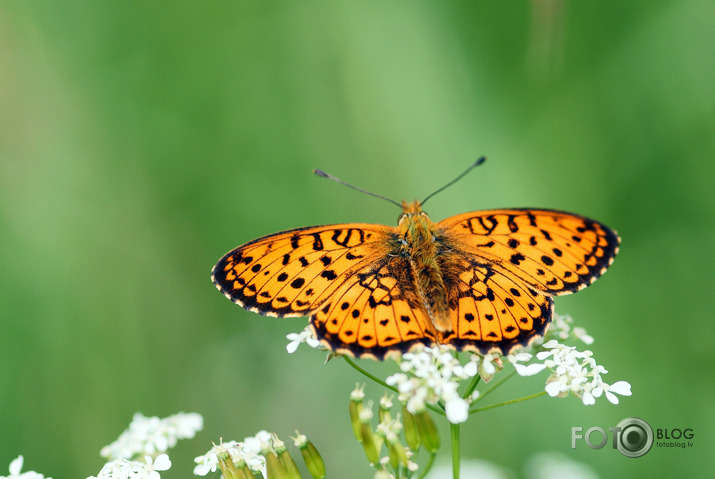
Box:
[536,351,553,361]
[605,391,620,404]
[482,360,495,375]
[445,398,469,424]
[608,381,632,396]
[9,456,23,476]
[544,382,564,397]
[153,454,171,471]
[514,363,547,376]
[463,361,478,377]
[193,463,212,476]
[582,391,596,405]
[509,352,532,362]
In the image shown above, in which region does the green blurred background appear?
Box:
[1,1,713,477]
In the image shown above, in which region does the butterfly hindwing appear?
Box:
[438,251,553,354]
[311,254,437,359]
[437,209,620,296]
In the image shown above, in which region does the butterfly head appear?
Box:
[398,200,429,225]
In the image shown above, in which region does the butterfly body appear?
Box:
[213,199,619,360]
[397,200,452,333]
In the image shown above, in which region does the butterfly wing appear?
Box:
[212,223,437,358]
[212,224,393,317]
[436,249,553,354]
[435,208,619,354]
[311,253,437,359]
[437,209,620,295]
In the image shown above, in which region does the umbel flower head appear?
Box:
[386,345,477,424]
[195,431,326,479]
[100,412,203,460]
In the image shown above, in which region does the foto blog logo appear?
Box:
[571,417,693,458]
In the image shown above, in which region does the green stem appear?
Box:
[343,356,397,393]
[343,356,445,417]
[417,453,437,479]
[450,422,460,479]
[469,391,546,414]
[471,370,516,403]
[462,374,481,400]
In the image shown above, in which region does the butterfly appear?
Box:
[211,158,620,360]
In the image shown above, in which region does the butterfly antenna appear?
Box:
[313,169,402,208]
[420,156,487,206]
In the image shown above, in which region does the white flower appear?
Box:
[2,456,51,479]
[193,432,270,477]
[101,412,203,461]
[88,454,171,479]
[286,325,321,353]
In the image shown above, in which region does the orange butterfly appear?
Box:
[212,159,620,360]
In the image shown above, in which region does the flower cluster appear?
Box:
[194,430,325,479]
[193,432,270,477]
[100,412,203,460]
[537,340,631,405]
[349,389,424,478]
[385,345,478,424]
[87,412,203,479]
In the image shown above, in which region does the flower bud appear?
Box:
[386,440,409,469]
[293,431,326,479]
[401,406,421,451]
[349,384,366,442]
[414,410,440,453]
[265,450,289,479]
[216,449,241,479]
[273,435,301,479]
[359,406,381,465]
[234,460,255,479]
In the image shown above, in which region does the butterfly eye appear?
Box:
[398,213,408,225]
